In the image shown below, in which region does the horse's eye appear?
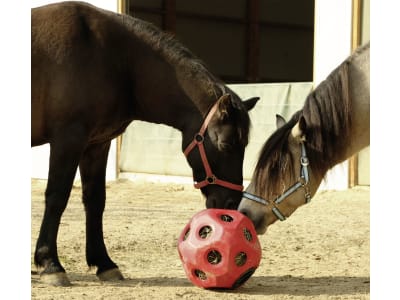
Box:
[218,141,234,152]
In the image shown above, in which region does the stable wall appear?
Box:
[312,0,370,188]
[31,0,369,188]
[119,83,314,181]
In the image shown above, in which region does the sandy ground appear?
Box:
[31,178,369,299]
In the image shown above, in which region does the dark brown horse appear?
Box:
[239,42,369,234]
[32,2,259,286]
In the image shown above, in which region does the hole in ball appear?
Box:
[207,250,222,265]
[199,226,212,239]
[235,252,247,266]
[183,228,190,241]
[220,214,234,222]
[243,228,253,241]
[194,269,207,280]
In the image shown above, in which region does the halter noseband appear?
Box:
[242,142,311,221]
[183,97,244,192]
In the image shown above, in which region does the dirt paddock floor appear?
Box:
[31,178,369,300]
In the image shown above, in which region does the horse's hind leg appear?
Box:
[34,134,86,286]
[79,140,124,281]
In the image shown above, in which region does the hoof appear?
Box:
[40,272,71,286]
[97,268,124,281]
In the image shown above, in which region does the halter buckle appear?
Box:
[300,156,309,166]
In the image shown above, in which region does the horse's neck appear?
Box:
[173,63,223,116]
[123,17,220,131]
[345,46,370,158]
[306,44,369,179]
[332,45,370,160]
[132,63,218,134]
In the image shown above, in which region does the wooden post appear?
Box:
[348,0,362,187]
[351,0,362,49]
[115,0,130,178]
[118,0,129,15]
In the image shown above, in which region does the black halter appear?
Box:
[242,142,311,221]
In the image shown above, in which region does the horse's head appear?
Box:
[239,113,320,234]
[184,93,259,210]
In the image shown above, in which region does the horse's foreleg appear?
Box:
[34,133,86,286]
[79,140,124,281]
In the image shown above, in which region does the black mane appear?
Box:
[118,13,225,99]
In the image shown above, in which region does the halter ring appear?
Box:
[206,175,216,184]
[194,133,204,143]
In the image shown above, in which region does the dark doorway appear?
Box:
[127,0,314,83]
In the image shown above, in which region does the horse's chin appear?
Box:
[254,218,268,235]
[256,225,268,235]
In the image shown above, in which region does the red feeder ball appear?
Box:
[177,209,262,289]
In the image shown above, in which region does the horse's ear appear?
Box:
[243,97,260,111]
[216,94,232,120]
[291,116,307,142]
[276,114,286,129]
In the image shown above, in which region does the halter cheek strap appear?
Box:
[183,97,244,192]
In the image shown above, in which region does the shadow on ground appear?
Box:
[32,272,369,297]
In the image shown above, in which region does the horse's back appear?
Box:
[32,2,120,62]
[31,2,133,146]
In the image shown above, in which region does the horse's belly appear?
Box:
[31,82,52,146]
[87,120,132,144]
[31,107,47,146]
